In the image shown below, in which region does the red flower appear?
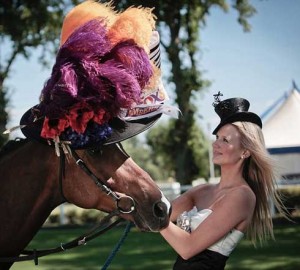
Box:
[93,109,108,125]
[41,117,69,139]
[68,102,94,133]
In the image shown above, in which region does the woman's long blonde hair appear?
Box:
[233,121,287,245]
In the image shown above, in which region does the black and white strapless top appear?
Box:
[177,206,244,256]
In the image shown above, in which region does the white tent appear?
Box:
[262,82,300,179]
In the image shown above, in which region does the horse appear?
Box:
[0,138,171,270]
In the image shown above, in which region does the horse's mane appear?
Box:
[0,138,29,160]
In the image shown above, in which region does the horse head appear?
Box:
[0,138,171,269]
[56,143,171,232]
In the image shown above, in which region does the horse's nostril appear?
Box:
[153,201,167,218]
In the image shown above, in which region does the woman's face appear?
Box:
[212,124,245,166]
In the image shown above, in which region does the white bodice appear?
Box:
[177,206,244,256]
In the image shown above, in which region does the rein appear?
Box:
[0,210,123,264]
[0,143,135,265]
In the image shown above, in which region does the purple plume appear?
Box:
[38,18,153,141]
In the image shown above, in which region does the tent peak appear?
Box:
[261,81,299,120]
[292,79,299,92]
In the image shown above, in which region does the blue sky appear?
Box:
[4,0,300,138]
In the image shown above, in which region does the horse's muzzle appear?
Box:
[151,192,172,229]
[153,201,170,219]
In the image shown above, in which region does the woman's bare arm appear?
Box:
[160,186,255,259]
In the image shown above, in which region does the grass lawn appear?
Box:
[10,222,300,270]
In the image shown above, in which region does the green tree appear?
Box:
[0,0,79,147]
[114,0,256,184]
[146,119,210,183]
[0,85,8,146]
[122,136,168,181]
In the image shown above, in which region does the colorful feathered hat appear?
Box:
[19,1,177,150]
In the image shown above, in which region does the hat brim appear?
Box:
[20,107,161,149]
[212,112,262,135]
[104,114,161,145]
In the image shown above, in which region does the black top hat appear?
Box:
[212,95,262,135]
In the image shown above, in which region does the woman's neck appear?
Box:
[218,163,245,188]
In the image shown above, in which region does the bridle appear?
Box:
[59,142,136,214]
[0,142,136,264]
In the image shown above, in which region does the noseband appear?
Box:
[59,143,136,214]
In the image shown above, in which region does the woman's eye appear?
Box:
[223,138,228,143]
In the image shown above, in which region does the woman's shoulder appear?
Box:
[232,184,256,202]
[219,184,256,210]
[190,182,216,193]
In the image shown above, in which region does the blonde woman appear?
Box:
[159,94,286,270]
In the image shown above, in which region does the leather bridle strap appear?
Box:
[59,150,68,202]
[0,211,123,264]
[71,149,120,200]
[70,149,136,214]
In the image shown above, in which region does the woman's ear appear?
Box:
[243,150,251,159]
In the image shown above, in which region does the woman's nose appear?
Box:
[212,140,220,149]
